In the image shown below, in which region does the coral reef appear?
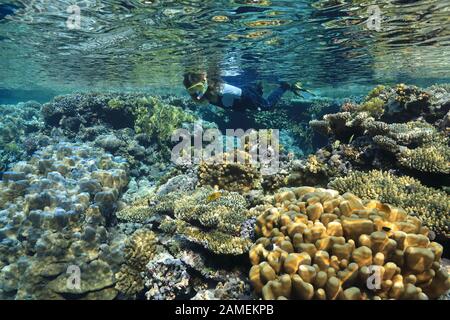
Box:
[118,186,254,255]
[0,143,129,299]
[1,85,448,301]
[41,93,197,178]
[328,170,449,238]
[249,187,450,300]
[0,101,44,170]
[198,150,262,193]
[309,84,450,187]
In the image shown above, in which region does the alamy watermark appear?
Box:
[17,1,82,30]
[171,125,280,175]
[66,5,81,30]
[367,5,382,32]
[366,265,382,290]
[66,265,81,290]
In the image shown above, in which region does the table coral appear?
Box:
[309,85,450,186]
[249,187,450,300]
[117,186,254,255]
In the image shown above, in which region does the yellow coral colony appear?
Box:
[248,187,450,300]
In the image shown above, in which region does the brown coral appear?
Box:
[328,170,449,237]
[249,187,450,300]
[198,150,261,193]
[115,229,162,297]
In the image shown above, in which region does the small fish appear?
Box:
[207,191,222,202]
[207,186,221,202]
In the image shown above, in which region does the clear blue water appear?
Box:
[1,0,449,103]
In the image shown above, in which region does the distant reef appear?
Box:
[0,85,449,300]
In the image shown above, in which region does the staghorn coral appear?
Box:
[198,150,261,193]
[328,170,449,237]
[249,187,450,300]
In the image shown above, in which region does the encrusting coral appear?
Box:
[248,187,450,300]
[328,170,449,238]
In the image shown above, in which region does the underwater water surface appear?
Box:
[0,0,449,100]
[0,0,449,302]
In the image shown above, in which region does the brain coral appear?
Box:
[249,187,450,300]
[328,170,449,238]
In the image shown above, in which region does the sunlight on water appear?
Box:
[0,0,449,96]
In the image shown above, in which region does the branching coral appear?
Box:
[328,170,449,237]
[249,187,450,300]
[398,146,450,174]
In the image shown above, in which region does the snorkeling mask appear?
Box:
[187,80,208,100]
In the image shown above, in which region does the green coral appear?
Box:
[133,96,196,145]
[107,98,125,110]
[366,85,386,100]
[106,95,196,148]
[358,97,385,118]
[329,170,449,237]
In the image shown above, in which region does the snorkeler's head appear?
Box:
[183,72,208,100]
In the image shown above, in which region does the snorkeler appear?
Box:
[183,72,314,111]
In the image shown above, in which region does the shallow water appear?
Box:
[1,0,449,100]
[0,1,449,302]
